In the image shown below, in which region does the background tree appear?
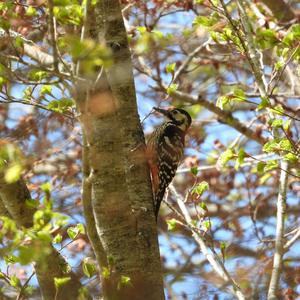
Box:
[0,0,300,299]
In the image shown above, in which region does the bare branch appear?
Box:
[172,38,211,83]
[169,185,246,300]
[267,161,289,300]
[284,227,300,251]
[170,89,267,145]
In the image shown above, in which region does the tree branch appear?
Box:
[267,161,289,300]
[170,89,267,145]
[169,185,246,300]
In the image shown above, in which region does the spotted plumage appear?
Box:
[146,107,192,220]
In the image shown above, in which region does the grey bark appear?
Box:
[75,1,165,299]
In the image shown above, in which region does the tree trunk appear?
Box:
[76,1,165,299]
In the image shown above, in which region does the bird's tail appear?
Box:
[155,186,167,221]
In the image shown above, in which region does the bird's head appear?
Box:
[154,107,192,132]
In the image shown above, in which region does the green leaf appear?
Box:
[54,277,71,289]
[275,61,284,71]
[53,5,83,26]
[218,148,235,167]
[263,160,278,172]
[4,163,22,183]
[152,30,164,39]
[263,140,278,153]
[118,275,131,289]
[25,198,39,209]
[0,76,7,89]
[233,88,245,100]
[257,97,270,110]
[260,29,277,39]
[256,161,265,174]
[224,28,233,39]
[41,182,51,193]
[220,241,227,260]
[220,241,227,251]
[137,26,147,33]
[82,258,97,278]
[40,85,52,96]
[47,98,74,113]
[28,70,48,81]
[53,234,62,244]
[166,219,177,231]
[271,119,283,129]
[26,6,37,16]
[107,255,115,267]
[14,36,24,48]
[53,0,71,5]
[18,246,35,265]
[190,166,198,176]
[166,83,178,95]
[102,267,110,279]
[216,95,230,110]
[210,31,223,43]
[23,86,33,100]
[257,29,278,49]
[166,62,176,74]
[76,223,85,234]
[4,255,18,264]
[203,220,211,229]
[67,227,79,240]
[283,120,291,131]
[199,202,207,211]
[283,153,298,162]
[10,275,20,288]
[193,15,217,27]
[37,230,52,243]
[283,24,300,46]
[260,173,271,184]
[235,148,246,170]
[191,181,209,196]
[278,138,292,151]
[270,105,284,116]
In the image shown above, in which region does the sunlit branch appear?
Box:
[0,29,66,71]
[169,185,246,300]
[172,38,211,84]
[176,153,280,174]
[267,161,289,300]
[170,89,267,145]
[284,227,300,251]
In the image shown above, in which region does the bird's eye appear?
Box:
[173,110,178,114]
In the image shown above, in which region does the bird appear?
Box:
[146,107,192,220]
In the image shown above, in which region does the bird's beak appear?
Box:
[153,107,170,117]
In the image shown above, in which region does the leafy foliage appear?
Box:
[0,0,299,299]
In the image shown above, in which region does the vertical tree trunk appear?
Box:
[76,1,165,299]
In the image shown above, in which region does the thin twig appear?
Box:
[284,227,300,251]
[47,0,59,71]
[269,44,300,96]
[172,38,211,83]
[16,271,35,300]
